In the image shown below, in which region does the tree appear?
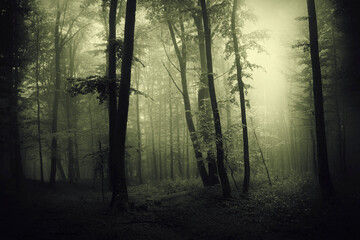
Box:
[166,15,210,186]
[0,0,27,186]
[135,66,143,184]
[200,0,231,198]
[49,1,88,187]
[108,0,137,213]
[306,0,335,200]
[49,3,62,187]
[192,2,219,186]
[65,35,80,184]
[231,0,250,193]
[33,13,45,184]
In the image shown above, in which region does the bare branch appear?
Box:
[161,41,181,73]
[162,61,184,96]
[214,68,232,80]
[60,4,88,47]
[59,0,69,37]
[61,23,92,48]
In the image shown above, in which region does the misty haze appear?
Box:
[1,0,359,239]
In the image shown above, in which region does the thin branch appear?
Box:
[59,0,69,37]
[161,41,181,73]
[167,21,183,63]
[162,61,184,96]
[61,23,92,48]
[172,23,182,41]
[60,4,87,47]
[211,22,221,39]
[214,68,232,80]
[224,150,239,190]
[249,117,272,186]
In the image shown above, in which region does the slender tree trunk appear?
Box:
[135,68,143,184]
[11,66,24,187]
[167,21,209,186]
[308,78,317,175]
[176,103,183,178]
[307,0,335,200]
[200,0,231,197]
[231,0,250,192]
[74,100,80,181]
[169,79,174,180]
[331,26,346,176]
[107,0,118,194]
[163,98,168,180]
[49,6,61,187]
[186,128,190,179]
[149,94,158,181]
[66,96,75,183]
[57,160,66,180]
[193,12,219,185]
[109,0,136,213]
[88,96,94,153]
[35,15,44,184]
[66,41,77,184]
[158,92,163,181]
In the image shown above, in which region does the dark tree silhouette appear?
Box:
[231,0,250,193]
[166,19,210,186]
[108,0,136,213]
[306,0,335,201]
[193,5,219,186]
[200,0,231,198]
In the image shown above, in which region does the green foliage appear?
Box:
[67,75,153,103]
[67,75,108,102]
[292,40,310,52]
[221,1,268,103]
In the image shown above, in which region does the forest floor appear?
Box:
[1,175,359,240]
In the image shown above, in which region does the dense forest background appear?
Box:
[1,0,359,239]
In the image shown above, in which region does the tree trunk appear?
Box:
[193,12,219,185]
[66,40,77,184]
[167,21,209,186]
[308,78,317,175]
[35,15,44,184]
[158,92,163,181]
[176,103,183,178]
[108,0,136,213]
[149,91,158,181]
[169,78,174,180]
[231,0,250,192]
[57,160,66,181]
[49,6,61,188]
[11,66,24,187]
[65,93,75,184]
[307,0,335,200]
[186,128,190,179]
[107,0,118,194]
[74,100,80,181]
[332,26,346,176]
[135,67,143,184]
[163,97,168,180]
[200,0,231,197]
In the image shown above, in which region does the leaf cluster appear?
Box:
[67,75,153,103]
